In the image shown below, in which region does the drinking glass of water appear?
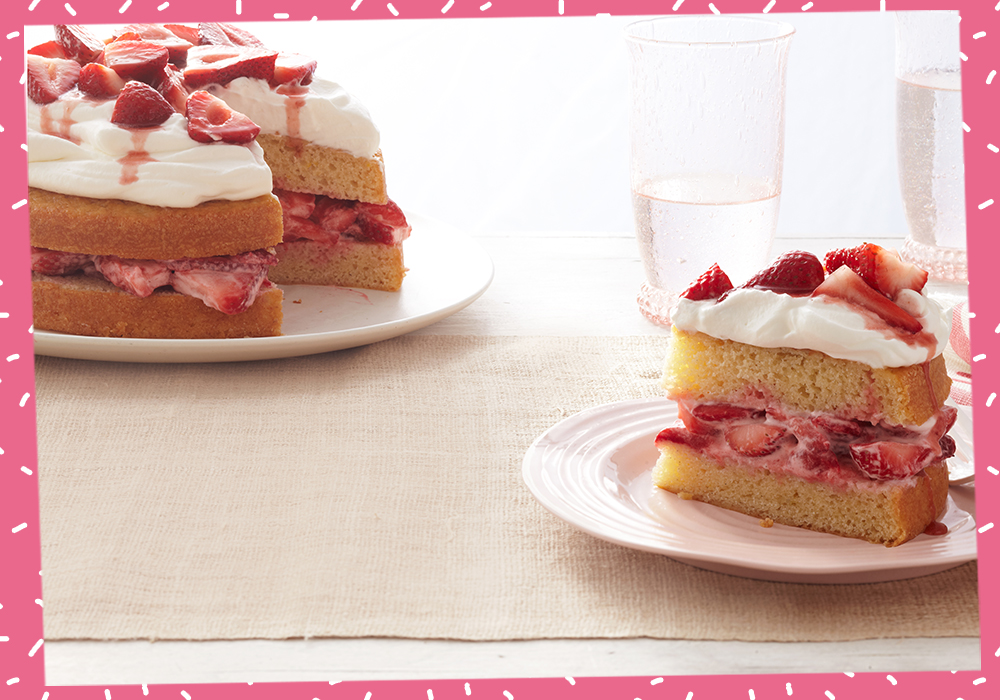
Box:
[624,16,794,326]
[894,11,967,305]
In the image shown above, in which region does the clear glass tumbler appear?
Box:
[625,16,794,326]
[894,11,967,306]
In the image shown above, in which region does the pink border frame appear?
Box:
[1,1,995,698]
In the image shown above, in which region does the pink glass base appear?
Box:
[901,237,967,284]
[636,282,677,327]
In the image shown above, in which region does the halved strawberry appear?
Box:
[155,64,189,113]
[164,24,200,46]
[185,90,260,144]
[743,250,825,296]
[78,62,126,99]
[679,263,733,301]
[353,200,411,244]
[104,39,171,83]
[197,22,234,46]
[218,22,267,47]
[724,424,787,457]
[314,197,359,233]
[111,80,174,127]
[271,53,318,87]
[939,435,957,460]
[824,243,927,300]
[274,189,316,219]
[849,441,934,480]
[113,24,194,64]
[26,55,81,104]
[28,41,69,59]
[183,44,278,88]
[812,266,923,333]
[55,24,105,65]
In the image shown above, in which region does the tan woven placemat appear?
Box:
[34,336,979,642]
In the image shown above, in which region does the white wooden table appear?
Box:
[43,231,980,684]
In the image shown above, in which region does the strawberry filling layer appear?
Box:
[656,400,957,488]
[274,189,411,249]
[32,246,277,315]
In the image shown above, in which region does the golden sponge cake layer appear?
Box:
[29,188,284,260]
[269,240,406,292]
[256,134,388,204]
[663,328,951,427]
[653,440,949,547]
[32,272,283,339]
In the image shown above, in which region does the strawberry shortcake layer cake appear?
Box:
[654,245,956,547]
[26,22,409,339]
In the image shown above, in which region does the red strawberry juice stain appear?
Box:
[118,129,157,185]
[924,520,948,536]
[38,100,82,144]
[921,362,938,408]
[276,83,308,140]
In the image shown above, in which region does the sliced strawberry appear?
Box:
[155,64,189,113]
[679,263,733,301]
[26,55,81,104]
[353,200,411,244]
[654,426,711,450]
[31,248,91,275]
[111,80,174,127]
[314,197,359,233]
[271,52,318,87]
[812,266,923,333]
[677,402,714,436]
[274,189,316,219]
[824,243,927,299]
[283,215,332,243]
[810,414,864,438]
[183,44,278,88]
[55,24,105,65]
[197,22,234,46]
[849,441,934,480]
[724,424,787,457]
[78,62,126,99]
[743,250,825,296]
[28,41,69,59]
[690,404,763,423]
[164,24,200,46]
[218,22,267,47]
[170,267,269,315]
[185,90,260,144]
[113,24,194,64]
[939,435,957,460]
[104,39,171,83]
[94,256,171,297]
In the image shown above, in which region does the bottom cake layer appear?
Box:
[269,239,406,292]
[32,273,284,339]
[653,441,949,547]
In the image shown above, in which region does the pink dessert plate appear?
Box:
[523,397,977,584]
[32,213,493,363]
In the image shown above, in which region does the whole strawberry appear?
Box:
[679,263,733,301]
[743,250,825,296]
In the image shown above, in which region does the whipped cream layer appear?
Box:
[671,287,949,368]
[27,94,274,208]
[209,76,380,158]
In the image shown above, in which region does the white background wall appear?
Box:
[27,12,909,237]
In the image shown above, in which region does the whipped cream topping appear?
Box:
[27,93,274,207]
[208,76,380,158]
[671,287,950,368]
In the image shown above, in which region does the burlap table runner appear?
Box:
[34,336,979,642]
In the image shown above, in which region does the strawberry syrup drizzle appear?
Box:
[39,100,82,144]
[277,83,308,141]
[118,130,157,185]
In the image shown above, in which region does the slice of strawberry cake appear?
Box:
[654,245,956,547]
[26,22,410,339]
